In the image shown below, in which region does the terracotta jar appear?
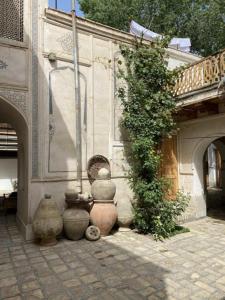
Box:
[63,192,90,240]
[91,168,116,200]
[32,194,63,246]
[90,201,117,236]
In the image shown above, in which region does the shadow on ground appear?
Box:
[207,207,225,222]
[0,214,169,299]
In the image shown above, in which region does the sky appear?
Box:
[48,0,84,17]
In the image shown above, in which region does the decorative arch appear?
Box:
[48,66,88,173]
[192,133,225,217]
[0,89,28,122]
[0,95,30,235]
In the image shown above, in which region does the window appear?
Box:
[0,0,24,42]
[48,0,71,13]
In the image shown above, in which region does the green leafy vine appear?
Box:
[117,38,189,240]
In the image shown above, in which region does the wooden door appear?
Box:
[160,135,178,200]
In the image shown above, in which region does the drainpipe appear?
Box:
[71,0,82,192]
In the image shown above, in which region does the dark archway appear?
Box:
[0,97,29,233]
[203,137,225,218]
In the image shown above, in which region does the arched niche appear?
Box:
[192,134,225,218]
[0,96,29,233]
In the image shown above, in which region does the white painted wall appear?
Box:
[0,158,17,195]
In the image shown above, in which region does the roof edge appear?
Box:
[45,8,201,63]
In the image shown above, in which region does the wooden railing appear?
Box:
[174,49,225,96]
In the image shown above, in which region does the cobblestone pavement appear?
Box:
[1,214,225,300]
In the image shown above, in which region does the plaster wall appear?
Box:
[178,113,225,221]
[0,0,31,238]
[34,13,199,227]
[0,1,200,239]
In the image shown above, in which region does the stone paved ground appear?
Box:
[1,214,225,300]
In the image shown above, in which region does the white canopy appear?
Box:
[130,20,191,53]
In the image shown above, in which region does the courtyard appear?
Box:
[0,214,225,300]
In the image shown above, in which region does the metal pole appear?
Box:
[71,0,82,192]
[55,0,57,9]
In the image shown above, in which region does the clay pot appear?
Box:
[85,225,101,241]
[117,198,133,230]
[32,194,63,246]
[91,168,116,200]
[90,202,118,236]
[63,195,90,240]
[118,215,133,231]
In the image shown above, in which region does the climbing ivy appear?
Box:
[117,38,189,240]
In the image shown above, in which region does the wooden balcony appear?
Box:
[175,49,225,97]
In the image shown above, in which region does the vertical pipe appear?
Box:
[71,0,82,192]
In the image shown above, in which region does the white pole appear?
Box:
[71,0,82,192]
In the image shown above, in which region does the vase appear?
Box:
[63,192,90,240]
[90,201,118,236]
[117,197,133,230]
[32,194,63,246]
[91,168,116,200]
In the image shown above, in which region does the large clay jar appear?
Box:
[117,197,133,231]
[63,192,90,240]
[91,168,116,200]
[32,194,63,246]
[90,202,117,236]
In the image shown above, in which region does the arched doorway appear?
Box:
[0,96,29,234]
[0,123,18,213]
[203,138,225,217]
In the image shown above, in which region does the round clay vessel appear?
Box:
[117,198,133,229]
[63,203,90,240]
[90,203,118,236]
[91,168,116,200]
[118,214,133,227]
[85,225,101,241]
[32,194,63,246]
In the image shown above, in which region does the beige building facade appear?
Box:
[175,57,225,220]
[0,0,200,239]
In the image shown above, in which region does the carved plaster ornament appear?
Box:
[49,114,56,140]
[0,60,8,70]
[0,90,28,122]
[57,33,73,53]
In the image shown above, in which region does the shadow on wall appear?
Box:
[0,0,84,232]
[30,54,81,217]
[40,54,87,212]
